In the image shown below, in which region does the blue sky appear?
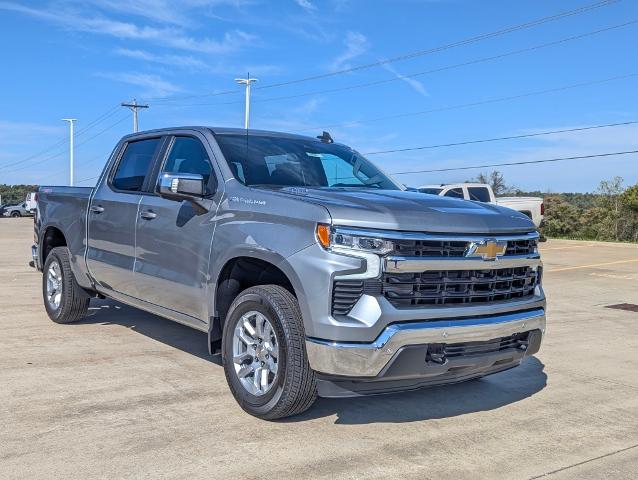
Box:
[0,0,637,192]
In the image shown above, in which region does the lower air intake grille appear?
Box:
[332,280,364,316]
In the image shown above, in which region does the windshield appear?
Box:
[215,134,400,190]
[418,187,443,195]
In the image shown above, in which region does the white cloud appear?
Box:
[0,2,256,54]
[330,31,368,71]
[97,72,183,97]
[294,0,316,11]
[382,63,429,97]
[114,48,208,69]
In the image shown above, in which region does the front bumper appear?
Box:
[305,308,545,378]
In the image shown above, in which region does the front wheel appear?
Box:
[42,247,89,323]
[222,285,317,420]
[10,211,21,217]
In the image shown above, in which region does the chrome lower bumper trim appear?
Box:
[305,308,545,377]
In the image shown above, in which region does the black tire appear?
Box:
[10,211,21,217]
[222,285,317,420]
[42,247,89,324]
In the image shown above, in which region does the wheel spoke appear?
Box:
[242,318,256,337]
[260,368,269,390]
[254,313,264,337]
[233,352,253,365]
[253,367,262,391]
[237,364,254,378]
[238,329,254,346]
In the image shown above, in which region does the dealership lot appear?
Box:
[1,218,637,479]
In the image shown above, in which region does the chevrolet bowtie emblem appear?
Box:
[465,239,507,260]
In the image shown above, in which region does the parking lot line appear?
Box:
[547,258,638,273]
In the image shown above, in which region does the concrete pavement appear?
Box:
[1,218,637,479]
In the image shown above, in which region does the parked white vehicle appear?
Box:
[418,183,544,228]
[25,192,37,213]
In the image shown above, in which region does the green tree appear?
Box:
[469,170,514,195]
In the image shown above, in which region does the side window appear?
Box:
[468,187,491,202]
[444,188,464,199]
[163,137,215,194]
[112,138,160,192]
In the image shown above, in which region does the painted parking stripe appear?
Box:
[547,258,638,273]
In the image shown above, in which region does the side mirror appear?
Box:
[158,172,212,213]
[159,172,205,199]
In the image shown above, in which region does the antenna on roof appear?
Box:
[317,131,334,143]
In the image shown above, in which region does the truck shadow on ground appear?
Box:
[80,299,547,425]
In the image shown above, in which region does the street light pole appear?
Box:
[235,73,258,129]
[61,118,76,186]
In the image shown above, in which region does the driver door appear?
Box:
[133,133,222,322]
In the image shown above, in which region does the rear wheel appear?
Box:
[10,211,21,217]
[222,285,317,420]
[42,247,89,324]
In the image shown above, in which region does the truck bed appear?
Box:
[36,186,93,274]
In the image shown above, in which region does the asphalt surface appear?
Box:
[1,217,637,479]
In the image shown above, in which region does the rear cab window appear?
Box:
[468,187,491,203]
[111,138,162,192]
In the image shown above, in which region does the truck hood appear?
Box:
[276,188,535,234]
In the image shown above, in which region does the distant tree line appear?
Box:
[471,171,638,243]
[0,184,38,206]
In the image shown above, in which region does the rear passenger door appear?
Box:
[133,133,222,322]
[86,137,165,297]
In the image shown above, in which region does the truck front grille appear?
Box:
[392,238,537,257]
[381,266,539,308]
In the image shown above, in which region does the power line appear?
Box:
[157,19,637,109]
[2,114,129,175]
[390,150,638,175]
[257,0,620,91]
[298,72,638,132]
[0,104,121,171]
[148,0,620,104]
[365,120,638,155]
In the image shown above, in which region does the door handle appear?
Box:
[90,205,104,214]
[140,210,157,220]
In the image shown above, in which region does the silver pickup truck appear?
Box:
[32,127,546,419]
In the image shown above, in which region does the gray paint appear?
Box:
[35,126,545,377]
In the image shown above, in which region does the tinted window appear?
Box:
[163,137,214,194]
[444,188,464,199]
[215,134,398,190]
[112,138,160,191]
[468,187,491,202]
[418,188,443,195]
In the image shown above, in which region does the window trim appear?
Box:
[154,134,218,197]
[107,136,166,195]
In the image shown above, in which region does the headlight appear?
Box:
[316,224,393,254]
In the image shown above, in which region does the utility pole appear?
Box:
[61,118,76,186]
[235,73,258,129]
[121,98,149,133]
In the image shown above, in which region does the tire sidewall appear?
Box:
[11,211,20,218]
[222,293,289,416]
[42,249,67,321]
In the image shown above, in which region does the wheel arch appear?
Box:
[209,253,304,353]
